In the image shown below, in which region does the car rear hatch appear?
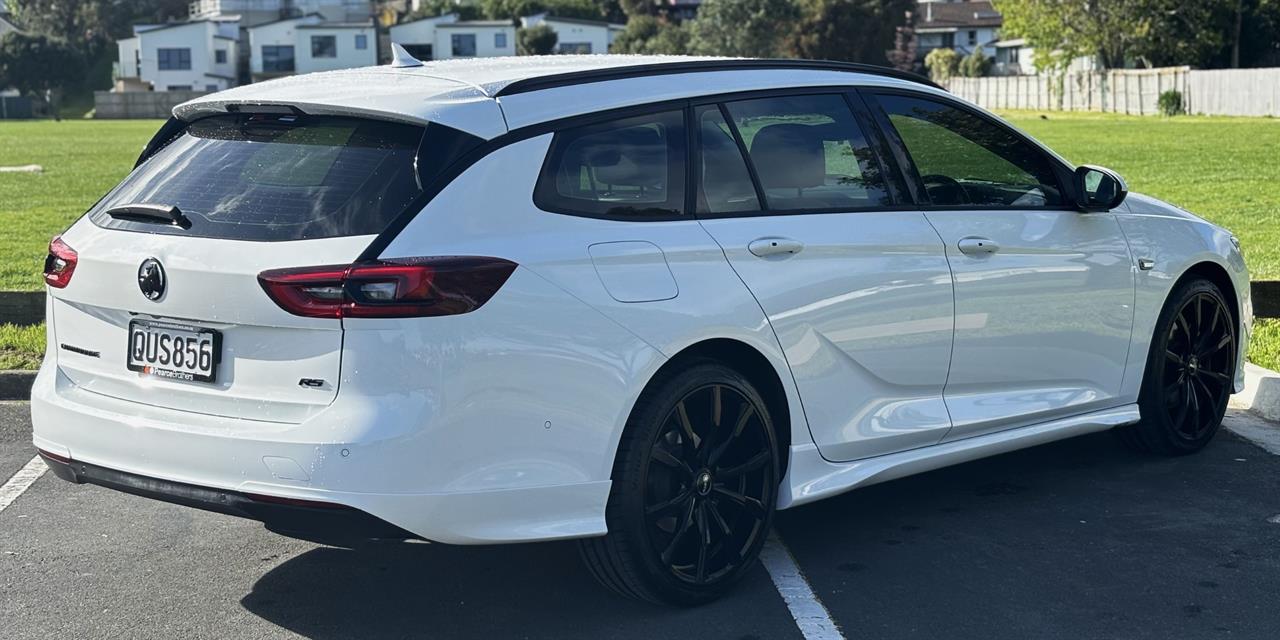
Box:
[46,112,427,423]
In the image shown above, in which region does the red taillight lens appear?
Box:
[258,257,517,319]
[43,236,78,289]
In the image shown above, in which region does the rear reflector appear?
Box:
[258,257,517,319]
[43,236,78,289]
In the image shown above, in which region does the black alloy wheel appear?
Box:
[1119,278,1236,455]
[580,361,779,605]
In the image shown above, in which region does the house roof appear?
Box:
[245,12,323,30]
[437,20,515,28]
[297,22,374,29]
[131,19,226,37]
[530,14,625,29]
[916,1,1002,29]
[394,12,458,27]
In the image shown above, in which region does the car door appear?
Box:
[694,92,955,462]
[867,91,1135,439]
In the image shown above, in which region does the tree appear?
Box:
[610,15,691,54]
[480,0,607,21]
[688,0,798,58]
[884,9,917,72]
[787,0,914,65]
[923,47,961,82]
[959,48,992,77]
[618,0,657,17]
[518,24,559,55]
[408,0,483,21]
[0,33,82,119]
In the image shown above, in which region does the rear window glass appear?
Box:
[89,114,425,241]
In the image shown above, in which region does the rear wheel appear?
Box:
[579,361,779,605]
[1117,278,1236,455]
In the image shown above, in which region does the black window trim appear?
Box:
[861,87,1080,212]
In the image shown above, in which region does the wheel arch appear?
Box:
[633,338,795,481]
[1176,260,1241,348]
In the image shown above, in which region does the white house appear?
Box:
[519,13,624,55]
[115,20,240,92]
[915,0,1002,61]
[248,14,377,81]
[388,13,460,60]
[190,0,373,26]
[434,20,516,59]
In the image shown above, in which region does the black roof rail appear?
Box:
[493,58,945,97]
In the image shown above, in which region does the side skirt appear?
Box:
[779,404,1141,509]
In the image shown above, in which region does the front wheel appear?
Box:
[579,361,779,605]
[1117,278,1236,455]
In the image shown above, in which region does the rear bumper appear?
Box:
[31,365,612,544]
[38,450,415,546]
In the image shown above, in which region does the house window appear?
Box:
[451,33,477,57]
[157,48,192,71]
[311,35,337,58]
[215,49,227,64]
[355,34,368,50]
[205,84,218,91]
[167,85,192,91]
[262,45,296,72]
[941,33,955,48]
[494,32,507,49]
[968,30,978,46]
[558,42,592,54]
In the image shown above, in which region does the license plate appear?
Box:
[127,320,221,383]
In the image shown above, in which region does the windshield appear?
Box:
[89,114,425,242]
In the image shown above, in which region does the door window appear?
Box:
[536,110,686,219]
[722,94,890,211]
[695,106,760,214]
[876,94,1064,207]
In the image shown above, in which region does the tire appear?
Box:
[1116,277,1236,455]
[579,360,780,605]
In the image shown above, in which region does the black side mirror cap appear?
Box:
[1074,165,1128,212]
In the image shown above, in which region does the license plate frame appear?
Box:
[126,319,222,383]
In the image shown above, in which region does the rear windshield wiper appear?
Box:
[106,203,190,228]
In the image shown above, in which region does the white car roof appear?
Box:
[175,55,945,140]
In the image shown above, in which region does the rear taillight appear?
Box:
[43,236,78,289]
[258,257,517,319]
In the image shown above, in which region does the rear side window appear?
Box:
[722,94,890,211]
[90,114,425,241]
[535,110,686,219]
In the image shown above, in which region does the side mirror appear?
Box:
[1074,165,1128,212]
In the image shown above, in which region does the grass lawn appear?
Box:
[0,113,1276,372]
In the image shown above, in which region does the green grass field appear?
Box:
[0,113,1276,372]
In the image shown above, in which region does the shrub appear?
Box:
[1158,89,1185,116]
[924,47,960,82]
[959,48,991,78]
[517,24,558,55]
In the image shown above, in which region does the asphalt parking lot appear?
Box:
[3,401,1279,640]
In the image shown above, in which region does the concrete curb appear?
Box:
[1230,362,1280,424]
[0,370,36,401]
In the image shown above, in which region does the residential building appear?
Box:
[388,12,460,60]
[434,20,515,59]
[915,0,1002,61]
[519,13,624,55]
[248,13,377,80]
[116,20,240,92]
[189,0,373,26]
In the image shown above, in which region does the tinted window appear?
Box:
[452,34,477,57]
[89,114,425,242]
[263,45,295,72]
[724,95,889,211]
[311,35,337,58]
[695,106,760,214]
[158,48,191,70]
[877,94,1064,207]
[536,110,686,219]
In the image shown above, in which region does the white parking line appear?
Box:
[0,456,47,513]
[760,531,845,640]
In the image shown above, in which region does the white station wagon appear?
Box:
[33,53,1251,604]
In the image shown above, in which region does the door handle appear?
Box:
[957,236,1000,256]
[748,237,804,258]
